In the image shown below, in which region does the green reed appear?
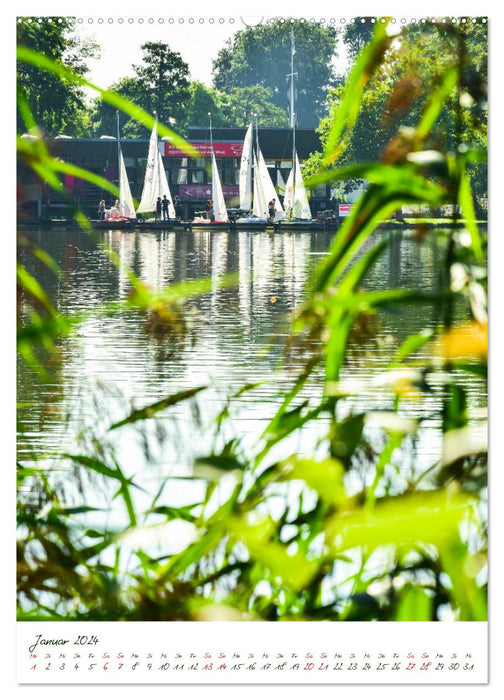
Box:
[17,20,487,622]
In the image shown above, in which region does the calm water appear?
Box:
[17,226,487,508]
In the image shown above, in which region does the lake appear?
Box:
[17,225,487,515]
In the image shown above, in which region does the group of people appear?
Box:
[192,199,215,224]
[98,195,184,221]
[98,199,121,221]
[155,195,184,221]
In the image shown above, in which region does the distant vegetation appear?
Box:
[17,18,487,622]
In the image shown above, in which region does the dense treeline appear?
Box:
[17,19,487,212]
[303,19,488,212]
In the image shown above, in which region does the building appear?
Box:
[17,127,330,221]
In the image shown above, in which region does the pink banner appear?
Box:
[339,204,353,217]
[163,142,243,158]
[179,185,239,199]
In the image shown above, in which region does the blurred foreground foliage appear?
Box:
[17,19,487,622]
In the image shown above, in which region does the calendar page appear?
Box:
[13,0,493,693]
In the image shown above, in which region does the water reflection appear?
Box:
[17,227,486,484]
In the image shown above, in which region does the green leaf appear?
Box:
[60,454,120,480]
[391,329,435,366]
[458,166,484,262]
[109,386,206,430]
[225,514,318,591]
[280,456,346,505]
[17,46,201,158]
[330,414,365,467]
[17,263,58,317]
[443,384,468,433]
[193,455,247,481]
[395,585,433,621]
[149,504,200,522]
[322,21,393,166]
[327,489,475,553]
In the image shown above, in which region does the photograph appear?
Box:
[15,9,489,686]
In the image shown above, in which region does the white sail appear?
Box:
[118,147,136,218]
[257,147,283,213]
[285,151,311,221]
[252,151,268,218]
[284,167,295,215]
[239,123,253,210]
[292,152,311,220]
[137,120,175,216]
[276,168,286,196]
[211,151,229,222]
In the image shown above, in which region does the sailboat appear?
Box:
[136,117,178,228]
[278,28,319,231]
[235,118,284,230]
[191,113,231,230]
[94,112,136,229]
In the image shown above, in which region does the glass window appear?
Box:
[173,168,188,184]
[222,168,238,185]
[190,169,205,184]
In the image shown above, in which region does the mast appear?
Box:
[208,111,229,222]
[289,27,296,165]
[116,110,120,182]
[287,26,297,218]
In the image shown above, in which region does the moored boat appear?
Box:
[235,118,284,231]
[136,117,177,228]
[191,114,232,231]
[276,28,316,232]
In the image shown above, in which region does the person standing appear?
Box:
[162,195,169,221]
[98,199,106,221]
[268,198,276,221]
[156,197,162,221]
[174,195,183,221]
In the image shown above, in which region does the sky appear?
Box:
[73,16,245,94]
[73,14,349,102]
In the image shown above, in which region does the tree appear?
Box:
[304,21,487,210]
[343,17,376,61]
[183,82,227,130]
[89,77,139,137]
[212,20,339,127]
[91,41,191,138]
[220,86,289,128]
[178,82,289,133]
[17,17,98,136]
[131,42,190,130]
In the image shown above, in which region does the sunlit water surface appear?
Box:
[17,226,487,520]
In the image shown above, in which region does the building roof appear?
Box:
[188,126,322,161]
[41,127,322,162]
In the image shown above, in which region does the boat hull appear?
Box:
[91,218,136,230]
[137,219,190,231]
[276,220,324,231]
[190,221,233,231]
[234,217,270,231]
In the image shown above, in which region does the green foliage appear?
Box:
[91,41,190,137]
[305,19,487,210]
[182,83,290,131]
[183,81,228,129]
[212,19,339,127]
[220,85,290,128]
[17,22,487,623]
[17,17,98,136]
